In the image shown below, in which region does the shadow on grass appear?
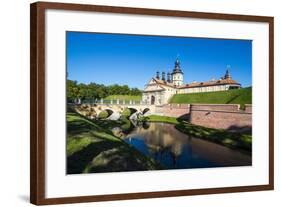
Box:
[176,113,190,122]
[85,144,159,173]
[67,139,161,174]
[67,119,98,137]
[226,94,241,104]
[67,112,116,136]
[67,112,161,174]
[67,140,122,174]
[227,125,252,134]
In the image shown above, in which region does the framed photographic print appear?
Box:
[30,1,274,205]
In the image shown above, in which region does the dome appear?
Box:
[171,58,183,75]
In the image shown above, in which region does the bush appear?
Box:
[98,110,109,119]
[121,108,131,118]
[67,105,75,113]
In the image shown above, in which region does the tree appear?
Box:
[66,79,142,103]
[67,80,79,103]
[130,87,142,96]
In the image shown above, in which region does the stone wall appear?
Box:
[189,104,252,132]
[244,104,252,113]
[155,104,190,118]
[190,104,240,112]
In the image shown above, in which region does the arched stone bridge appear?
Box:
[74,103,156,120]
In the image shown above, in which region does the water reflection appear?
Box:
[124,122,251,169]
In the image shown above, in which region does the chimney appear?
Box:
[162,72,166,81]
[156,71,160,79]
[167,72,171,82]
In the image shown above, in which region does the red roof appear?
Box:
[179,79,240,89]
[151,78,176,88]
[149,78,240,89]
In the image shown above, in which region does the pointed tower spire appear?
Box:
[171,56,184,86]
[172,57,183,74]
[225,65,231,80]
[175,58,180,70]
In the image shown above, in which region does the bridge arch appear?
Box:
[142,108,150,115]
[128,107,138,114]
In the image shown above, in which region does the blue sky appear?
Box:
[66,32,252,89]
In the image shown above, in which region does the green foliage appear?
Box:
[66,112,160,174]
[67,137,92,157]
[66,80,80,102]
[107,84,130,95]
[170,87,252,109]
[104,95,142,101]
[98,110,109,119]
[143,115,179,124]
[121,108,132,118]
[120,117,133,133]
[66,79,142,103]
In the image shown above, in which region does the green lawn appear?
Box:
[67,112,160,174]
[104,95,141,101]
[143,115,251,152]
[142,115,179,124]
[170,87,252,109]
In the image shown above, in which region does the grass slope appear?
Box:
[142,115,179,124]
[67,112,160,174]
[170,87,252,108]
[104,95,141,101]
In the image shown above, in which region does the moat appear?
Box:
[124,122,251,169]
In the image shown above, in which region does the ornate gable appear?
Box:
[148,78,156,85]
[144,78,165,92]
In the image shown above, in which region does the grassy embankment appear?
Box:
[143,115,252,152]
[67,112,161,174]
[170,87,252,109]
[104,95,142,101]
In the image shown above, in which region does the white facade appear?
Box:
[142,79,177,105]
[172,73,184,86]
[179,84,235,94]
[171,58,184,86]
[142,58,241,105]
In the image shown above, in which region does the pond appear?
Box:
[124,122,251,170]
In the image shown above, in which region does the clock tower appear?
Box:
[171,58,184,86]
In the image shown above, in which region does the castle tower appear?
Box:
[224,66,231,80]
[171,58,184,86]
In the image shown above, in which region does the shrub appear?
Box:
[98,110,109,119]
[121,108,131,118]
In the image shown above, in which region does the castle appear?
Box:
[142,58,241,105]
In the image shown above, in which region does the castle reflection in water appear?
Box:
[124,122,251,170]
